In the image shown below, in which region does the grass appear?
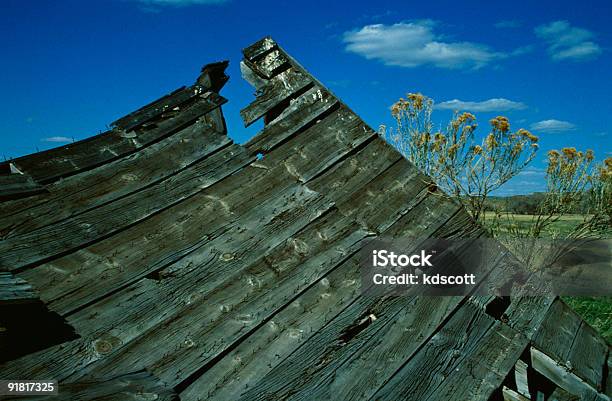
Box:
[482,212,611,343]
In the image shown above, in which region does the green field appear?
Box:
[482,212,588,237]
[482,212,611,343]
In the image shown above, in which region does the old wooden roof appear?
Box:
[0,37,609,401]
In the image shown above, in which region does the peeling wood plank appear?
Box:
[240,68,312,127]
[9,93,226,184]
[0,122,231,239]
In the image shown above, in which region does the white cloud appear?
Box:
[435,98,527,112]
[535,21,602,61]
[529,119,576,133]
[343,21,505,69]
[42,136,72,143]
[517,167,546,177]
[134,0,227,6]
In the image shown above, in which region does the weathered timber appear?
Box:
[244,49,289,80]
[257,106,378,183]
[18,144,254,313]
[113,61,228,131]
[0,137,247,272]
[533,300,590,374]
[503,386,532,401]
[0,176,334,380]
[243,36,277,61]
[180,182,471,400]
[516,359,531,398]
[565,318,609,391]
[112,86,197,131]
[5,93,225,184]
[245,86,339,154]
[371,302,528,401]
[549,387,581,401]
[530,348,608,401]
[0,174,47,202]
[235,210,486,401]
[240,68,313,127]
[0,272,36,304]
[0,121,231,238]
[2,36,609,401]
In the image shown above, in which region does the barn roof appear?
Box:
[0,37,609,401]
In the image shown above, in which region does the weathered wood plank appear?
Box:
[0,272,36,304]
[179,253,365,401]
[233,209,484,401]
[180,171,469,400]
[0,174,46,202]
[549,386,581,401]
[515,359,531,398]
[533,299,582,364]
[503,386,532,401]
[530,347,606,401]
[258,106,377,183]
[17,144,254,312]
[112,86,196,131]
[245,86,339,154]
[566,319,609,391]
[8,93,225,184]
[371,303,527,401]
[0,177,335,382]
[0,121,231,239]
[243,36,277,61]
[240,68,312,127]
[248,49,290,79]
[0,139,249,271]
[80,208,365,384]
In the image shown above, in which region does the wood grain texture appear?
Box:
[5,92,225,184]
[0,272,36,304]
[530,348,608,401]
[0,174,47,202]
[0,121,231,239]
[240,68,312,127]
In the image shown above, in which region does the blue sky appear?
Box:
[1,0,610,194]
